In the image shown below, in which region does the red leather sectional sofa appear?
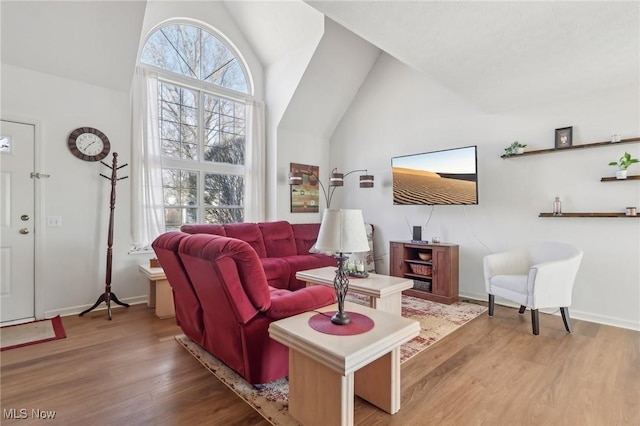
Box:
[180,221,337,290]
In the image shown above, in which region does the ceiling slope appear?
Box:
[1,0,147,92]
[279,17,381,139]
[306,1,640,112]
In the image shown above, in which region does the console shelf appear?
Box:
[390,241,459,304]
[538,213,639,218]
[501,137,640,159]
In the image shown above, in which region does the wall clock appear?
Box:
[68,127,111,162]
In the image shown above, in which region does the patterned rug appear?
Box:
[175,295,486,425]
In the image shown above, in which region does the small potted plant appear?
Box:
[608,151,639,179]
[503,141,527,157]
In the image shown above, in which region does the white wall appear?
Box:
[1,64,145,316]
[331,53,640,330]
[0,2,266,317]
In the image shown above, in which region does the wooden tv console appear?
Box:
[389,241,459,304]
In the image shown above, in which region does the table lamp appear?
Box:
[315,209,370,325]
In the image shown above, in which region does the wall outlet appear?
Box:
[47,216,62,227]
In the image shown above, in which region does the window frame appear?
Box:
[140,21,254,229]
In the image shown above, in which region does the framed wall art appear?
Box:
[290,163,320,213]
[555,126,573,149]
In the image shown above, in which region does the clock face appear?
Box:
[68,127,110,161]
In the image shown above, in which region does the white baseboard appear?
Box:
[460,291,640,332]
[45,296,148,318]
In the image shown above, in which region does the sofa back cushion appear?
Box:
[291,223,322,255]
[222,223,268,258]
[259,221,297,258]
[178,234,271,324]
[180,224,227,236]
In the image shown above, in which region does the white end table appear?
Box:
[269,302,420,426]
[296,266,413,315]
[138,264,175,319]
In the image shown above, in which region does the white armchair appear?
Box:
[483,242,583,335]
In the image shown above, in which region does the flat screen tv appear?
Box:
[391,145,478,205]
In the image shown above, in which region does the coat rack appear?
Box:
[80,152,130,320]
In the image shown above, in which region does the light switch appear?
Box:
[47,216,62,227]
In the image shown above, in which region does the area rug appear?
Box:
[175,296,486,425]
[0,316,66,351]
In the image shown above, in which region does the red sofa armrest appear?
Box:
[264,286,336,320]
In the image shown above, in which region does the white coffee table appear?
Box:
[269,302,420,426]
[296,266,413,315]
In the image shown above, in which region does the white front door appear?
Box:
[0,120,35,323]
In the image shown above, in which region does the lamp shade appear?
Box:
[315,209,370,254]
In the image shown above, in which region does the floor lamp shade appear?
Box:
[316,209,370,254]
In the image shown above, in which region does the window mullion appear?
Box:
[198,90,205,223]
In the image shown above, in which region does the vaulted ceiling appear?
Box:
[303,1,640,111]
[2,1,638,112]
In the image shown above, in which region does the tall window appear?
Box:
[141,23,251,230]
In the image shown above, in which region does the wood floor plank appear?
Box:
[1,303,638,425]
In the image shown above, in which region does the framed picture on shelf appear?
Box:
[555,126,573,149]
[290,163,320,213]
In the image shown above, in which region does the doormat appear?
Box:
[175,296,486,425]
[1,316,66,351]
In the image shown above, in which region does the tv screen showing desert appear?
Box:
[392,147,477,205]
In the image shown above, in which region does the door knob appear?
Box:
[21,214,30,221]
[19,228,29,234]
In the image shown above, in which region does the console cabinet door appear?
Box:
[431,247,450,297]
[390,242,405,277]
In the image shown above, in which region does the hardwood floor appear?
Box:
[1,303,638,425]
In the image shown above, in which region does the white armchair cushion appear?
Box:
[484,242,583,310]
[489,274,528,306]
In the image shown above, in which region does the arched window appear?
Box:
[141,24,249,94]
[140,23,253,230]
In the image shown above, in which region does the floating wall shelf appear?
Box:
[539,213,639,218]
[601,175,640,182]
[502,137,640,159]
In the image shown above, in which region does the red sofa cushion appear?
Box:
[283,254,337,290]
[223,223,268,258]
[179,234,271,321]
[259,221,297,257]
[291,223,322,254]
[260,258,291,289]
[180,224,227,236]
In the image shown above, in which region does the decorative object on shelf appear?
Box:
[79,153,130,320]
[289,163,320,213]
[149,258,160,268]
[608,151,639,180]
[611,134,621,143]
[626,207,637,217]
[418,252,432,261]
[431,236,441,243]
[555,126,573,149]
[67,127,111,162]
[553,197,562,216]
[503,141,527,157]
[315,209,370,325]
[289,166,374,208]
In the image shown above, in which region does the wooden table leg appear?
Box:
[289,349,355,426]
[371,293,403,315]
[355,347,401,414]
[154,279,175,319]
